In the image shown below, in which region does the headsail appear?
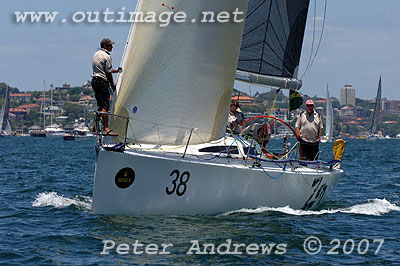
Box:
[112,0,248,145]
[236,0,310,89]
[5,120,12,135]
[370,76,382,134]
[325,85,333,140]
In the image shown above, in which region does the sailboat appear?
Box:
[92,0,344,215]
[45,85,65,137]
[0,86,12,136]
[367,76,383,140]
[30,81,46,137]
[321,85,333,143]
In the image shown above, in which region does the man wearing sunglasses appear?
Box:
[92,38,120,136]
[295,99,323,161]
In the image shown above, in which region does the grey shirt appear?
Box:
[295,111,323,143]
[92,48,112,80]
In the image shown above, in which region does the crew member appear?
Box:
[92,38,121,136]
[227,100,245,134]
[295,99,323,160]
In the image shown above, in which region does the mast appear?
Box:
[50,84,53,125]
[370,76,382,134]
[41,80,46,129]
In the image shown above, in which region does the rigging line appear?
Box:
[255,153,287,179]
[300,0,328,79]
[302,0,317,78]
[267,89,279,124]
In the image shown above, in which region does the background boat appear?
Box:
[0,85,12,136]
[321,85,333,143]
[367,76,383,140]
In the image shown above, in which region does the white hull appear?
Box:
[46,132,66,137]
[93,148,342,215]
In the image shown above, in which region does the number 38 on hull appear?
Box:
[92,147,342,215]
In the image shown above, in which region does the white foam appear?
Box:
[221,199,400,217]
[32,192,92,211]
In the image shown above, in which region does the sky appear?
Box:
[1,0,399,100]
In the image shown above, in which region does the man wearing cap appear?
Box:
[227,100,245,134]
[92,38,120,136]
[295,99,323,161]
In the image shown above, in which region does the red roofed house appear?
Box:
[10,93,31,103]
[18,104,40,112]
[79,95,95,105]
[344,121,360,125]
[9,108,28,120]
[34,97,51,104]
[231,96,257,106]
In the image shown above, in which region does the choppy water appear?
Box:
[0,137,399,265]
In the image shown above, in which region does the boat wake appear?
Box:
[221,199,400,217]
[32,192,92,211]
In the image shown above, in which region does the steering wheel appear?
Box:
[242,115,299,159]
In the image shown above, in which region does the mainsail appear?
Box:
[236,0,310,89]
[325,85,333,140]
[370,76,382,134]
[112,0,248,145]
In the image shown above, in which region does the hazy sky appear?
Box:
[1,0,399,100]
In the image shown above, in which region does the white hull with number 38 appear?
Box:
[92,143,342,215]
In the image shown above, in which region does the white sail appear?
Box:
[325,86,333,140]
[112,0,248,145]
[5,120,12,135]
[0,104,3,131]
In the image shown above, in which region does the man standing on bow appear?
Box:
[92,38,121,136]
[295,99,323,161]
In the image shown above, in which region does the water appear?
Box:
[0,137,399,265]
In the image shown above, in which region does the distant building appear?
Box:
[315,106,325,116]
[79,95,96,105]
[340,85,356,106]
[55,83,71,91]
[9,108,27,120]
[10,93,31,103]
[18,104,40,112]
[33,97,51,104]
[383,100,400,115]
[339,106,355,121]
[231,96,257,106]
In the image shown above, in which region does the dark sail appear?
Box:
[238,0,310,79]
[370,76,382,134]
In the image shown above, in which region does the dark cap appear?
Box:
[231,100,240,108]
[100,38,115,47]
